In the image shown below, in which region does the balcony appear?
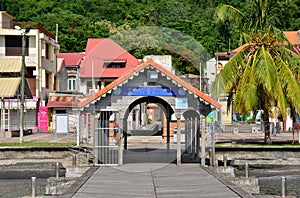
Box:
[0,54,37,65]
[42,57,56,73]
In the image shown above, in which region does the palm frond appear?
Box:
[234,53,252,112]
[274,55,300,110]
[220,49,248,89]
[214,4,246,27]
[273,79,288,118]
[271,27,291,45]
[277,47,300,78]
[254,46,276,94]
[244,51,260,111]
[211,73,226,98]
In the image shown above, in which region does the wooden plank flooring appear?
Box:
[73,146,252,198]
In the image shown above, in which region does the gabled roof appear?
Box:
[78,60,221,109]
[58,53,85,67]
[57,58,65,73]
[0,11,14,20]
[80,38,141,78]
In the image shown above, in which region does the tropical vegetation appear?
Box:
[1,1,300,143]
[1,0,299,74]
[212,0,300,143]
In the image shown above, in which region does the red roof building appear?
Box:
[78,59,221,109]
[80,38,141,79]
[58,53,85,67]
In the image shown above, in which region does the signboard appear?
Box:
[113,86,186,97]
[175,98,188,110]
[206,110,217,122]
[38,106,48,132]
[55,114,69,134]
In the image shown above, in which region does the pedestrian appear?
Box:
[113,121,119,144]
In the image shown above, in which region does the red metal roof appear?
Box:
[284,31,299,45]
[58,53,85,66]
[80,38,141,78]
[78,60,221,109]
[57,58,65,73]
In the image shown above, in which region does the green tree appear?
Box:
[212,0,300,143]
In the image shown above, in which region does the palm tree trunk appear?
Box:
[263,108,272,144]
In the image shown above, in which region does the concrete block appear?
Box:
[46,177,77,195]
[66,167,90,178]
[214,166,235,177]
[230,177,260,194]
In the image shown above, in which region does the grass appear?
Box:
[0,142,77,147]
[216,142,300,147]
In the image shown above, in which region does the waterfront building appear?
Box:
[0,11,59,133]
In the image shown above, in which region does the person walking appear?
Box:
[113,122,119,145]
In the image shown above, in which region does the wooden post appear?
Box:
[118,116,123,166]
[211,123,216,167]
[166,118,170,152]
[176,117,181,166]
[201,118,206,166]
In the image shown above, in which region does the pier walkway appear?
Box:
[72,145,254,198]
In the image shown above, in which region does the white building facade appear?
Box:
[0,11,60,132]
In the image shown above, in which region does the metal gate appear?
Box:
[94,110,122,166]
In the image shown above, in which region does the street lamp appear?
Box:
[15,25,31,143]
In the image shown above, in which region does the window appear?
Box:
[103,61,126,68]
[46,73,50,89]
[56,110,66,114]
[45,43,49,59]
[68,77,76,91]
[5,35,29,56]
[104,81,113,86]
[147,71,158,82]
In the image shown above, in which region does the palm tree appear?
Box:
[212,0,300,143]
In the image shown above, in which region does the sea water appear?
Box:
[0,179,47,198]
[259,175,300,197]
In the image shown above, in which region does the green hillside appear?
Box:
[2,0,299,74]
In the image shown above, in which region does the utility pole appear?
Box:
[16,26,31,143]
[199,62,201,92]
[20,32,26,143]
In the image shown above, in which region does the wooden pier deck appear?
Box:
[72,146,254,198]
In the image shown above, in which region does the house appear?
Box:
[48,38,141,138]
[78,59,221,165]
[79,38,141,95]
[0,11,59,132]
[47,53,84,134]
[57,53,84,93]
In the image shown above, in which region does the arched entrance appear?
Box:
[78,60,221,166]
[122,96,174,150]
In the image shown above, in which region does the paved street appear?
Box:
[0,132,77,143]
[216,131,300,144]
[0,130,298,144]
